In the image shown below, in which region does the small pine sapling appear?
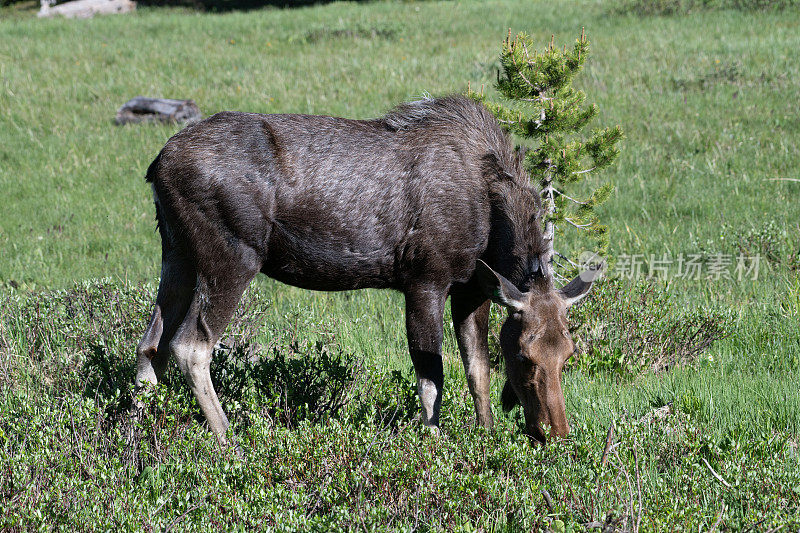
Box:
[469,29,623,281]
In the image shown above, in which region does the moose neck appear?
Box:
[486,180,551,292]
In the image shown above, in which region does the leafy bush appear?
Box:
[212,304,417,429]
[2,280,799,529]
[0,280,151,396]
[214,330,365,427]
[693,219,800,271]
[569,278,733,375]
[0,279,415,435]
[730,221,800,270]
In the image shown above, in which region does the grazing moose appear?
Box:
[135,95,600,445]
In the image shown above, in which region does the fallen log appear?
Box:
[38,0,136,19]
[115,97,202,126]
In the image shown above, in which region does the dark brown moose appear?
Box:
[135,96,600,445]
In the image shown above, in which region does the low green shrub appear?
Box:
[693,219,800,271]
[1,279,799,529]
[569,278,733,375]
[730,221,800,270]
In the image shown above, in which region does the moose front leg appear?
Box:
[450,289,493,429]
[404,286,447,428]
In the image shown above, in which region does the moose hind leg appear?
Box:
[135,255,196,388]
[405,286,447,428]
[170,274,255,445]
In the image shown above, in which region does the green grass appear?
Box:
[2,0,800,530]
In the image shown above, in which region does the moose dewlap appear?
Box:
[135,95,599,445]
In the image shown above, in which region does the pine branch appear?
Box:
[555,251,581,268]
[469,29,622,280]
[552,188,589,205]
[572,167,596,176]
[565,217,594,229]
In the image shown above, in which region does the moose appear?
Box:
[135,95,600,445]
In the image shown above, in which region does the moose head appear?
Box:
[475,259,601,444]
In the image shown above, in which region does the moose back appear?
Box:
[135,96,597,445]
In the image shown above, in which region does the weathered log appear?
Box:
[38,0,136,19]
[115,97,202,126]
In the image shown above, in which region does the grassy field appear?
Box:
[2,0,800,530]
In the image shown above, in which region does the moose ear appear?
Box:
[558,265,603,307]
[474,260,526,312]
[501,381,520,412]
